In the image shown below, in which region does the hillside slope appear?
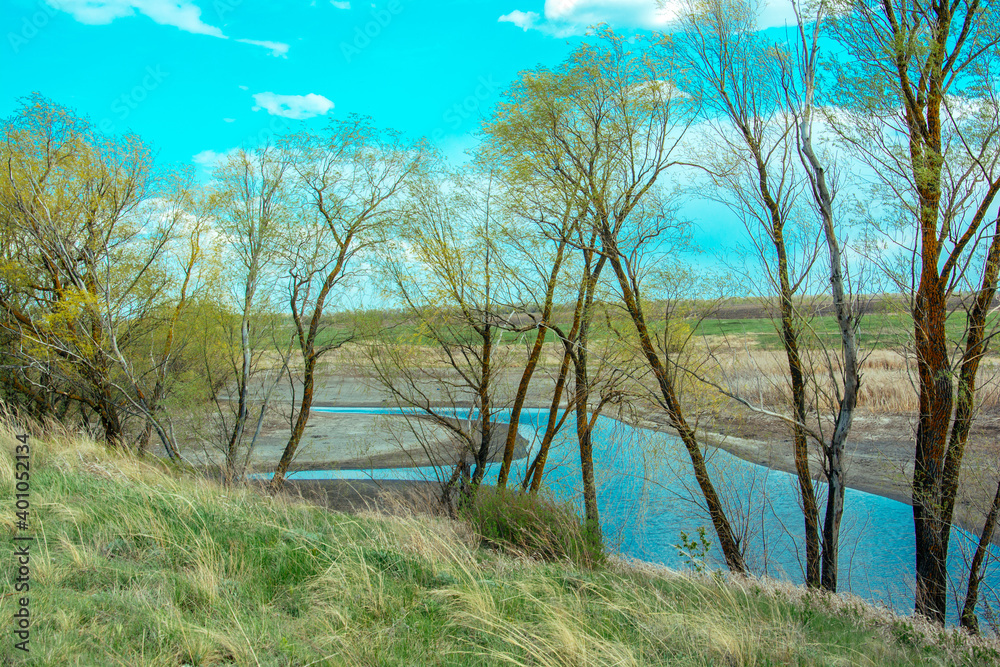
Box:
[1,421,997,666]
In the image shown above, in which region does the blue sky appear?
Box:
[1,1,797,168]
[2,0,800,261]
[1,0,589,170]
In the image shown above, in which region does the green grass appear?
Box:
[2,422,998,666]
[294,309,1000,354]
[693,311,1000,350]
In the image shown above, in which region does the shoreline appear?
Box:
[270,400,910,503]
[245,406,531,473]
[250,400,995,545]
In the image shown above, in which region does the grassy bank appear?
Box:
[2,421,998,666]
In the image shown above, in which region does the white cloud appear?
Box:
[238,85,249,90]
[331,0,351,8]
[49,0,225,36]
[223,118,236,123]
[47,1,293,56]
[251,92,335,120]
[192,148,233,169]
[236,38,290,58]
[546,0,677,30]
[499,9,541,31]
[757,1,799,29]
[499,0,795,35]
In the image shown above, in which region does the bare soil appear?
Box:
[236,411,527,473]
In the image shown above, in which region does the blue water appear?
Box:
[263,406,1000,624]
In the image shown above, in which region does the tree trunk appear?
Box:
[471,323,493,487]
[93,374,125,448]
[912,272,953,623]
[270,354,316,494]
[743,125,822,588]
[573,342,602,545]
[798,104,858,592]
[571,248,605,547]
[524,348,573,493]
[934,217,1000,622]
[225,313,253,485]
[961,478,1000,633]
[523,249,591,494]
[498,239,566,488]
[97,399,125,448]
[821,259,856,593]
[497,326,546,488]
[603,240,746,574]
[774,233,822,589]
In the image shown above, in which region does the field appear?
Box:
[693,311,1000,351]
[304,294,1000,354]
[232,294,1000,554]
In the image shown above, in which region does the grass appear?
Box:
[313,311,1000,355]
[702,346,1000,414]
[458,486,605,568]
[266,294,1000,354]
[693,311,1000,351]
[3,420,1000,666]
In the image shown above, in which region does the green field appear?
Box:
[277,305,1000,355]
[694,311,1000,351]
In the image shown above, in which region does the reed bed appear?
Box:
[707,347,1000,415]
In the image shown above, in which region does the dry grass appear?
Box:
[4,416,999,665]
[706,346,1000,414]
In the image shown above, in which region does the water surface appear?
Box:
[263,406,999,624]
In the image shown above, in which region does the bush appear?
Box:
[459,486,604,567]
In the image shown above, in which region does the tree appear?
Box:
[960,476,1000,632]
[830,0,1000,622]
[268,117,424,494]
[208,144,292,484]
[676,0,826,586]
[0,93,182,455]
[484,29,746,569]
[783,0,863,594]
[512,201,607,497]
[492,183,581,491]
[366,169,512,501]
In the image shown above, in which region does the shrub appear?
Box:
[459,486,604,567]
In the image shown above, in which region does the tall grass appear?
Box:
[709,348,1000,414]
[459,487,604,567]
[1,417,997,665]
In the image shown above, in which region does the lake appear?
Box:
[261,406,1000,626]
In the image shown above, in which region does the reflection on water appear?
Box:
[258,406,999,625]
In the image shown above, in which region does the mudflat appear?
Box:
[231,370,998,540]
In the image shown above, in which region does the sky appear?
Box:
[1,0,800,260]
[0,0,799,167]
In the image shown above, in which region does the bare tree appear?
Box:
[830,0,1000,623]
[492,183,582,490]
[676,0,826,585]
[484,29,747,568]
[779,0,864,593]
[364,169,511,501]
[209,144,292,483]
[0,94,184,456]
[268,118,424,493]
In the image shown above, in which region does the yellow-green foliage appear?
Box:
[1,417,997,666]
